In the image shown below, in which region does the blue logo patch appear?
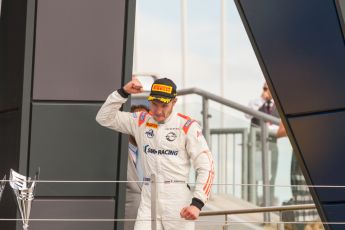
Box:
[140,112,147,120]
[145,129,154,138]
[184,119,193,128]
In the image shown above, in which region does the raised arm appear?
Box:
[96,79,144,135]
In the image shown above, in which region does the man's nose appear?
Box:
[155,107,163,115]
[155,109,163,115]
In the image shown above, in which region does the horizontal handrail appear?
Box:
[210,127,277,137]
[210,127,247,135]
[177,87,280,125]
[200,204,316,216]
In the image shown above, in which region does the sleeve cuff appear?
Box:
[190,197,205,211]
[117,88,130,98]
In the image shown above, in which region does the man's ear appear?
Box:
[172,98,178,105]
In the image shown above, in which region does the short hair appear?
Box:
[130,104,149,113]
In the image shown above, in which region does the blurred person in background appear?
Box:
[246,82,280,206]
[124,104,149,230]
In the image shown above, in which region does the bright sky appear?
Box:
[134,0,265,108]
[134,0,293,204]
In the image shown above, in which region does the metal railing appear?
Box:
[177,87,280,143]
[177,88,280,222]
[209,128,248,197]
[147,173,317,230]
[200,203,316,230]
[132,87,317,227]
[0,176,322,229]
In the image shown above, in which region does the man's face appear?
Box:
[263,83,272,100]
[149,99,176,123]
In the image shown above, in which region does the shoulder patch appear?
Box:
[146,122,158,129]
[178,113,190,120]
[138,112,148,127]
[182,119,196,134]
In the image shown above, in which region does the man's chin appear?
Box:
[153,116,165,122]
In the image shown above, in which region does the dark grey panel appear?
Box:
[113,0,136,228]
[289,111,345,202]
[237,0,345,115]
[33,0,126,101]
[0,0,26,111]
[28,199,115,230]
[29,103,119,196]
[19,0,36,174]
[0,111,20,228]
[0,111,21,175]
[322,203,345,229]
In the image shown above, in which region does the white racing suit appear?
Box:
[96,91,214,230]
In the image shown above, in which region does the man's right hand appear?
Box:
[123,79,143,94]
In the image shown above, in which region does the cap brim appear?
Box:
[148,95,172,103]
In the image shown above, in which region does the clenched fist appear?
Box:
[180,205,200,220]
[123,79,144,94]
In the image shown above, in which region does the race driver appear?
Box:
[96,77,214,230]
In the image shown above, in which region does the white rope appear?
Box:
[2,180,345,188]
[0,218,147,222]
[0,218,338,225]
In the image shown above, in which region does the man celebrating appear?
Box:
[96,78,214,230]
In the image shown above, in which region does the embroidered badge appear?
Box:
[166,132,177,141]
[146,122,158,129]
[145,129,154,138]
[182,119,195,134]
[152,84,173,94]
[138,112,147,127]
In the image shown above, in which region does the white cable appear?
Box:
[2,180,345,188]
[0,218,338,225]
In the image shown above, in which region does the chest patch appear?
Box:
[146,122,158,129]
[165,132,177,141]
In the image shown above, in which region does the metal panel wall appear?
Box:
[289,112,345,202]
[33,0,125,101]
[29,199,115,230]
[0,0,26,111]
[0,112,21,229]
[236,0,345,115]
[0,1,28,228]
[236,0,345,228]
[0,0,136,229]
[29,103,118,196]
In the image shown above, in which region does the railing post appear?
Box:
[248,128,257,204]
[278,211,284,230]
[241,129,249,200]
[223,214,228,230]
[202,97,210,144]
[151,174,157,230]
[260,120,271,222]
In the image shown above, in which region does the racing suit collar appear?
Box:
[156,109,176,124]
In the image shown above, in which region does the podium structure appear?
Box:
[0,0,136,229]
[236,1,345,229]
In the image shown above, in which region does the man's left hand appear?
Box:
[180,205,200,220]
